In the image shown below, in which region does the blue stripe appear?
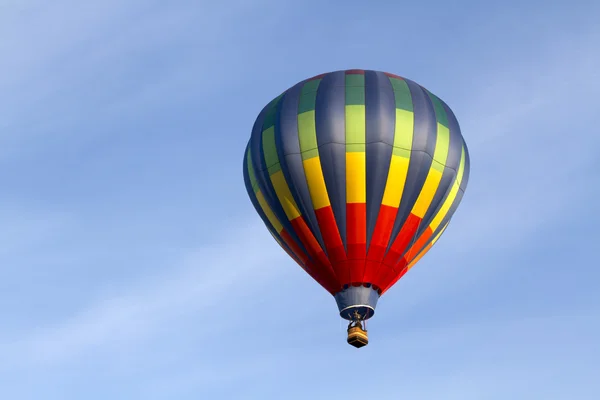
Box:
[386,80,437,253]
[248,101,312,262]
[364,70,395,250]
[461,141,471,192]
[442,99,470,192]
[314,71,348,249]
[414,93,461,239]
[417,103,470,252]
[275,84,327,254]
[242,145,302,266]
[421,188,465,252]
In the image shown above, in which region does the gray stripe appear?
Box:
[248,102,311,260]
[364,70,395,250]
[386,80,437,252]
[415,96,464,238]
[315,71,348,248]
[242,144,302,266]
[277,82,327,253]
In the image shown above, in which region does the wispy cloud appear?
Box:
[1,1,598,399]
[0,218,290,367]
[137,311,599,399]
[0,0,283,158]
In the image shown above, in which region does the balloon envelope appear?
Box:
[243,69,470,321]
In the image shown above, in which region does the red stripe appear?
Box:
[382,213,422,267]
[375,265,397,290]
[363,205,398,283]
[374,213,421,285]
[404,227,433,265]
[290,217,331,268]
[279,241,302,267]
[280,229,308,264]
[307,73,326,81]
[381,267,408,293]
[346,203,366,283]
[306,259,341,294]
[345,69,365,75]
[280,230,340,294]
[289,217,340,291]
[383,72,404,80]
[380,228,435,292]
[314,206,348,283]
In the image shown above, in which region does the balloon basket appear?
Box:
[347,325,368,348]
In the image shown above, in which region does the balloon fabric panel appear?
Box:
[243,69,470,296]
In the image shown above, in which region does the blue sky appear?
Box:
[1,0,599,398]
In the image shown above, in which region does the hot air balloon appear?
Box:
[242,69,470,348]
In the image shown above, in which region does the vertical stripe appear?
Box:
[345,70,366,283]
[243,146,279,233]
[385,80,437,254]
[382,91,451,270]
[296,79,346,280]
[248,102,311,262]
[381,221,449,294]
[374,81,437,284]
[315,71,348,249]
[408,147,467,261]
[276,83,327,253]
[409,92,451,220]
[263,128,302,221]
[363,76,414,285]
[256,97,340,290]
[416,92,464,237]
[243,146,313,282]
[430,148,466,232]
[364,71,395,254]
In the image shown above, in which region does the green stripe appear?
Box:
[298,111,319,161]
[392,147,411,158]
[428,91,450,173]
[345,104,366,152]
[392,109,414,152]
[388,77,413,112]
[246,148,259,193]
[262,94,284,130]
[345,74,365,105]
[345,74,366,151]
[298,79,321,114]
[427,91,449,128]
[262,126,281,175]
[390,78,414,158]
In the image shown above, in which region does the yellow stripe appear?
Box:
[406,222,448,271]
[429,149,466,231]
[303,156,330,210]
[429,181,459,232]
[346,152,366,203]
[270,170,302,220]
[382,154,410,207]
[432,123,450,168]
[256,190,283,233]
[411,167,443,218]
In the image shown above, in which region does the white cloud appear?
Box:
[0,207,73,258]
[0,219,289,367]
